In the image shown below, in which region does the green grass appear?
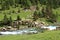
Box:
[0,7,60,22]
[0,31,60,40]
[53,8,60,22]
[0,7,33,21]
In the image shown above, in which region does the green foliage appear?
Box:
[38,11,43,18]
[0,0,60,10]
[41,7,46,17]
[2,14,9,25]
[16,15,21,30]
[45,6,57,23]
[32,6,57,23]
[47,14,57,23]
[33,11,38,21]
[17,15,21,21]
[0,15,13,26]
[9,16,13,25]
[0,0,59,26]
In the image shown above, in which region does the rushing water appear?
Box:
[0,26,57,35]
[0,28,38,35]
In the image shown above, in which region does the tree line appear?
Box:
[33,6,57,23]
[0,0,60,10]
[0,14,21,27]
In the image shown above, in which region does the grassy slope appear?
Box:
[53,8,60,22]
[0,7,60,22]
[0,7,33,21]
[0,31,60,40]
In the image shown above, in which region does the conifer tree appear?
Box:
[33,11,38,21]
[3,14,9,25]
[17,15,21,30]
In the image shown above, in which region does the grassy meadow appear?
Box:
[0,7,33,21]
[0,7,60,22]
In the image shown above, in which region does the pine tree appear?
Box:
[33,11,38,21]
[41,7,45,17]
[17,15,21,30]
[17,15,21,21]
[9,16,13,26]
[38,11,43,18]
[3,14,9,25]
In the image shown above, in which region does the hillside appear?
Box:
[0,0,60,22]
[0,0,60,40]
